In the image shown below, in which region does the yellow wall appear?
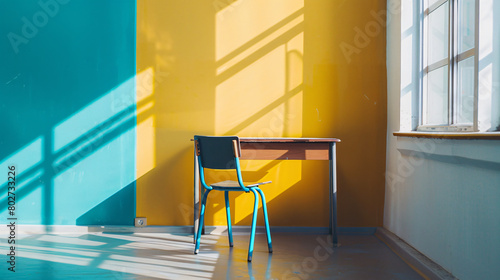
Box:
[136,0,387,227]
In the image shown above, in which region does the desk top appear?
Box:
[240,137,341,143]
[190,137,339,160]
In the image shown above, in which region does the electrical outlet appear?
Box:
[135,217,147,227]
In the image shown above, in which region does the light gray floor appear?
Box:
[0,232,424,279]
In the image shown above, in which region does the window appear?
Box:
[420,0,478,131]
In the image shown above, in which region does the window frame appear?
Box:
[418,0,480,132]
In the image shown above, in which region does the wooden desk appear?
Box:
[194,137,341,246]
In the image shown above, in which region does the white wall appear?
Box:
[385,1,500,279]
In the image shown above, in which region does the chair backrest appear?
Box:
[194,135,241,170]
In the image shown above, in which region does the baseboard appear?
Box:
[2,224,377,236]
[211,226,331,234]
[0,225,192,234]
[375,228,457,280]
[0,225,331,234]
[338,227,377,235]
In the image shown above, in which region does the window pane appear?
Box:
[426,66,449,124]
[458,0,475,53]
[428,2,449,65]
[456,56,475,124]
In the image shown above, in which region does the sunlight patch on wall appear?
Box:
[53,123,136,224]
[136,68,156,178]
[53,77,135,153]
[286,32,304,89]
[137,67,155,103]
[214,36,304,139]
[0,137,43,221]
[0,136,42,186]
[234,161,302,223]
[212,0,306,225]
[216,14,304,75]
[137,115,156,178]
[50,76,136,224]
[0,74,137,225]
[215,0,304,60]
[215,0,304,138]
[15,174,43,223]
[215,46,286,135]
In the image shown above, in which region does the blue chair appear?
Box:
[194,135,272,262]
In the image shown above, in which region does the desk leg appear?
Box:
[194,149,200,243]
[329,142,339,247]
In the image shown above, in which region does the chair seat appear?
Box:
[211,180,271,189]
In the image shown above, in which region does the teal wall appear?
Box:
[0,0,136,225]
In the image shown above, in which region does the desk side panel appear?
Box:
[240,142,330,160]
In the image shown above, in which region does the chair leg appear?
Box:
[247,188,259,262]
[224,191,233,247]
[195,190,210,254]
[256,188,272,253]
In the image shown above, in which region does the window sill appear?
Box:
[395,134,500,168]
[393,131,500,140]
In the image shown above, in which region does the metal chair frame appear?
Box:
[193,135,272,262]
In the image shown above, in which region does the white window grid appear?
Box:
[419,0,479,132]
